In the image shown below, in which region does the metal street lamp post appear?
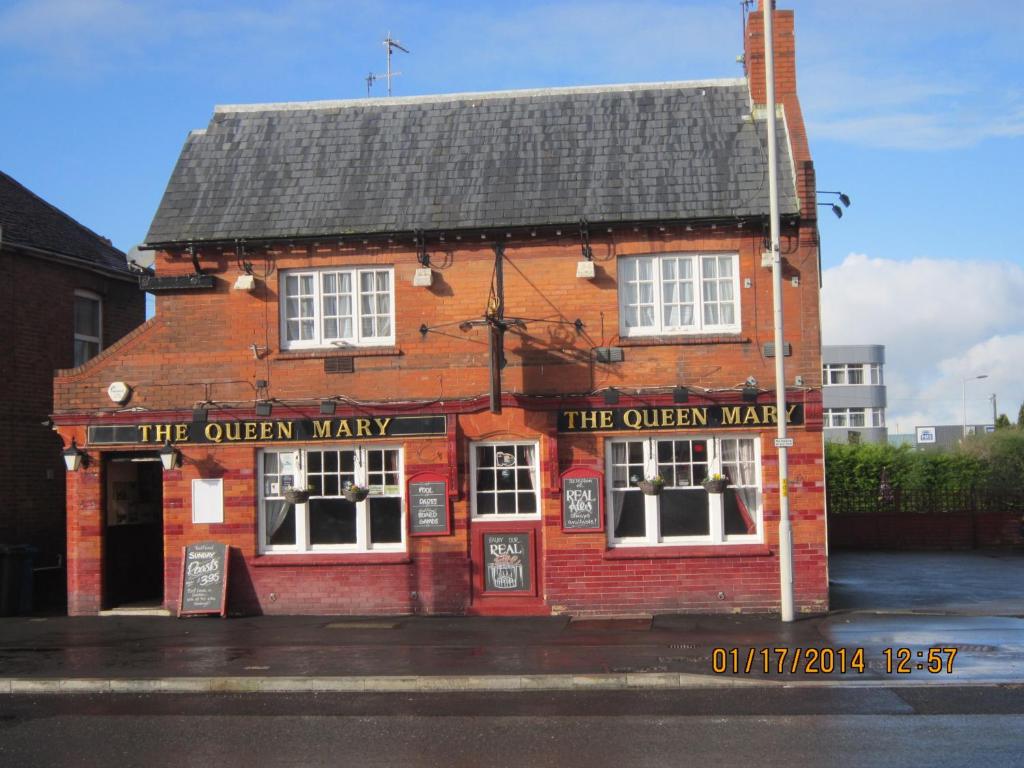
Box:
[962,374,989,437]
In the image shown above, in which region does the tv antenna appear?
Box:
[366,33,409,97]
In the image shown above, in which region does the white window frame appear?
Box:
[73,289,102,366]
[258,444,405,554]
[605,435,762,547]
[617,253,741,337]
[470,441,542,521]
[823,408,885,429]
[279,267,395,350]
[823,363,883,386]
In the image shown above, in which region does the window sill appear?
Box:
[275,346,402,361]
[603,544,771,560]
[252,553,411,567]
[618,335,749,348]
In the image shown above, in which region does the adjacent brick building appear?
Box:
[54,1,828,617]
[0,170,144,607]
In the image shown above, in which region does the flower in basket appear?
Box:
[636,475,665,495]
[283,485,314,504]
[702,473,729,493]
[342,481,370,503]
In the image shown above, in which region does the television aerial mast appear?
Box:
[366,33,409,97]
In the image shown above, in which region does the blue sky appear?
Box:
[2,0,1022,430]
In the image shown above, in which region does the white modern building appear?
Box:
[822,345,887,444]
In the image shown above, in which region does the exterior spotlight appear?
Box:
[818,190,851,208]
[818,203,842,219]
[742,386,759,403]
[159,441,181,471]
[319,399,337,416]
[603,388,620,405]
[192,406,209,422]
[672,386,689,404]
[255,401,273,417]
[62,439,87,472]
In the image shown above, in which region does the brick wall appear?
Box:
[0,249,143,605]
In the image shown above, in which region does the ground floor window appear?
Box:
[606,435,760,546]
[259,445,404,553]
[471,442,541,519]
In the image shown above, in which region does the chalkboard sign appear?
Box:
[178,541,230,617]
[483,532,532,593]
[561,469,603,532]
[408,475,450,536]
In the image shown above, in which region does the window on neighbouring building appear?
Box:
[606,435,760,546]
[618,253,740,337]
[471,443,541,518]
[279,267,395,350]
[73,290,102,366]
[824,408,885,429]
[259,445,404,553]
[823,363,883,386]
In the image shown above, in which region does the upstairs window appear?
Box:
[618,253,740,337]
[73,290,102,366]
[823,363,883,385]
[280,267,394,350]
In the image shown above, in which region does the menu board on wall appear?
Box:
[178,541,230,617]
[561,471,603,532]
[408,477,450,536]
[483,532,532,593]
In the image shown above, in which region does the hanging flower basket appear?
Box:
[637,477,665,496]
[342,484,370,503]
[283,487,311,505]
[702,476,728,494]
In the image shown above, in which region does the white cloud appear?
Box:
[822,254,1024,431]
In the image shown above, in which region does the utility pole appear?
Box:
[764,0,794,623]
[990,393,997,427]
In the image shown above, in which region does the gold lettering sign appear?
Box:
[557,405,803,433]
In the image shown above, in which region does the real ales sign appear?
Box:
[561,469,603,532]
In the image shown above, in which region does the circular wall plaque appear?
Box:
[107,381,132,404]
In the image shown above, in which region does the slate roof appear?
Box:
[146,80,800,245]
[0,170,129,273]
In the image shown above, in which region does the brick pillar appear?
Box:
[66,452,103,615]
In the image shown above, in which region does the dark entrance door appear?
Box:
[104,455,164,607]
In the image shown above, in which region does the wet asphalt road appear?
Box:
[2,689,1023,767]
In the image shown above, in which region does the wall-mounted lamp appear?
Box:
[817,190,851,219]
[62,439,88,472]
[192,406,209,422]
[742,378,759,402]
[673,386,689,404]
[255,401,273,417]
[319,399,337,416]
[159,441,181,471]
[233,274,256,291]
[603,388,620,405]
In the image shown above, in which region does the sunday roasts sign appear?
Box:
[178,541,229,617]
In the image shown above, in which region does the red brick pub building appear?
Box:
[54,4,828,617]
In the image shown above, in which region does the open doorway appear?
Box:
[104,455,164,608]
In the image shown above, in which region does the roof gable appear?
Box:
[146,80,800,245]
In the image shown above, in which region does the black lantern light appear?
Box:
[159,441,181,471]
[62,439,87,472]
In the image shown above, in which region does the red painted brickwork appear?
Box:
[0,248,142,605]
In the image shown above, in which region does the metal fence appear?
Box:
[827,487,1024,516]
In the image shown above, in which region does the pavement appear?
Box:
[1,550,1022,694]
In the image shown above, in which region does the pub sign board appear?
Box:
[483,532,533,594]
[560,468,604,532]
[407,473,450,536]
[178,541,230,617]
[557,404,803,433]
[88,415,447,446]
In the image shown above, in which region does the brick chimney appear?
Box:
[743,1,814,218]
[744,0,797,106]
